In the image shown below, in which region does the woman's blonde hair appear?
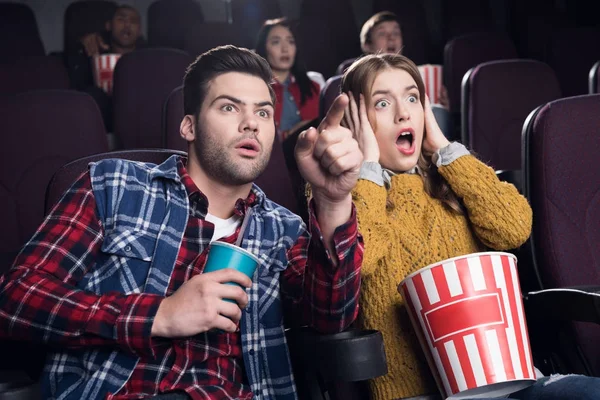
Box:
[341,53,463,214]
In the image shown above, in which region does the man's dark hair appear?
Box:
[183,45,276,116]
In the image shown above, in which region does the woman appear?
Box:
[341,53,598,399]
[255,18,320,140]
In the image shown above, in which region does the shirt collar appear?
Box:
[383,166,418,188]
[176,157,260,217]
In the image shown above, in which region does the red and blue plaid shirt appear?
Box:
[0,157,363,399]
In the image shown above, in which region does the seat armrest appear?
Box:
[524,286,600,324]
[287,327,387,382]
[495,169,522,193]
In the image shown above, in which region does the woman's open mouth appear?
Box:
[396,130,416,156]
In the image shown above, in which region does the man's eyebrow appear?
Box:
[211,95,274,108]
[256,101,274,109]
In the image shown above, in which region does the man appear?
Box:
[360,11,403,55]
[66,5,144,130]
[0,46,364,400]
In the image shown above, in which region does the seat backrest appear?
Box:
[162,86,300,215]
[147,0,204,50]
[0,3,44,61]
[522,94,600,375]
[183,21,249,58]
[589,61,600,94]
[45,149,186,214]
[255,133,300,216]
[548,27,600,97]
[0,90,108,274]
[63,0,117,54]
[462,59,561,170]
[444,32,518,113]
[112,48,192,149]
[336,58,357,76]
[163,86,186,152]
[0,56,69,94]
[320,75,342,119]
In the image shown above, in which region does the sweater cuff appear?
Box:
[432,142,471,167]
[358,162,385,186]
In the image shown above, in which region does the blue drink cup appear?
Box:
[203,242,259,289]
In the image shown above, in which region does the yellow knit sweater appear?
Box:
[351,155,532,400]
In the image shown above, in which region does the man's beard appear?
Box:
[193,124,273,186]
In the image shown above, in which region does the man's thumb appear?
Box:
[294,127,318,157]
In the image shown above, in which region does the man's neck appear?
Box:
[273,69,290,84]
[186,161,253,219]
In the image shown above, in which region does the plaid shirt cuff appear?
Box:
[115,293,164,358]
[307,199,359,268]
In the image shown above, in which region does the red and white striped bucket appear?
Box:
[92,54,121,94]
[399,252,536,399]
[418,64,443,106]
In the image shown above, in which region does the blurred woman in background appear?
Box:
[256,17,320,140]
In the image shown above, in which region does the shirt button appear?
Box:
[124,245,132,252]
[249,349,255,355]
[289,96,294,100]
[296,110,300,115]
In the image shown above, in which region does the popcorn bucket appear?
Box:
[399,252,536,399]
[418,64,443,105]
[92,54,121,94]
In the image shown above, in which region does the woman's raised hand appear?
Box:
[344,92,380,163]
[422,95,451,155]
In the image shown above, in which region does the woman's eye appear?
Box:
[374,99,390,109]
[408,95,418,103]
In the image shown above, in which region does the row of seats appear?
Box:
[5,42,600,158]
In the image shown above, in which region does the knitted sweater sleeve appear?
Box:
[438,155,532,250]
[351,179,395,276]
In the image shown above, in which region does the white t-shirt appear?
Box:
[205,213,242,243]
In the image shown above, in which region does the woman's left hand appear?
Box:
[422,95,451,154]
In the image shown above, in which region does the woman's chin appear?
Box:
[381,159,419,174]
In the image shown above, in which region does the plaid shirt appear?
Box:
[0,156,363,400]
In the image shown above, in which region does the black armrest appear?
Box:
[0,370,40,400]
[287,327,387,383]
[496,169,522,193]
[524,286,600,324]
